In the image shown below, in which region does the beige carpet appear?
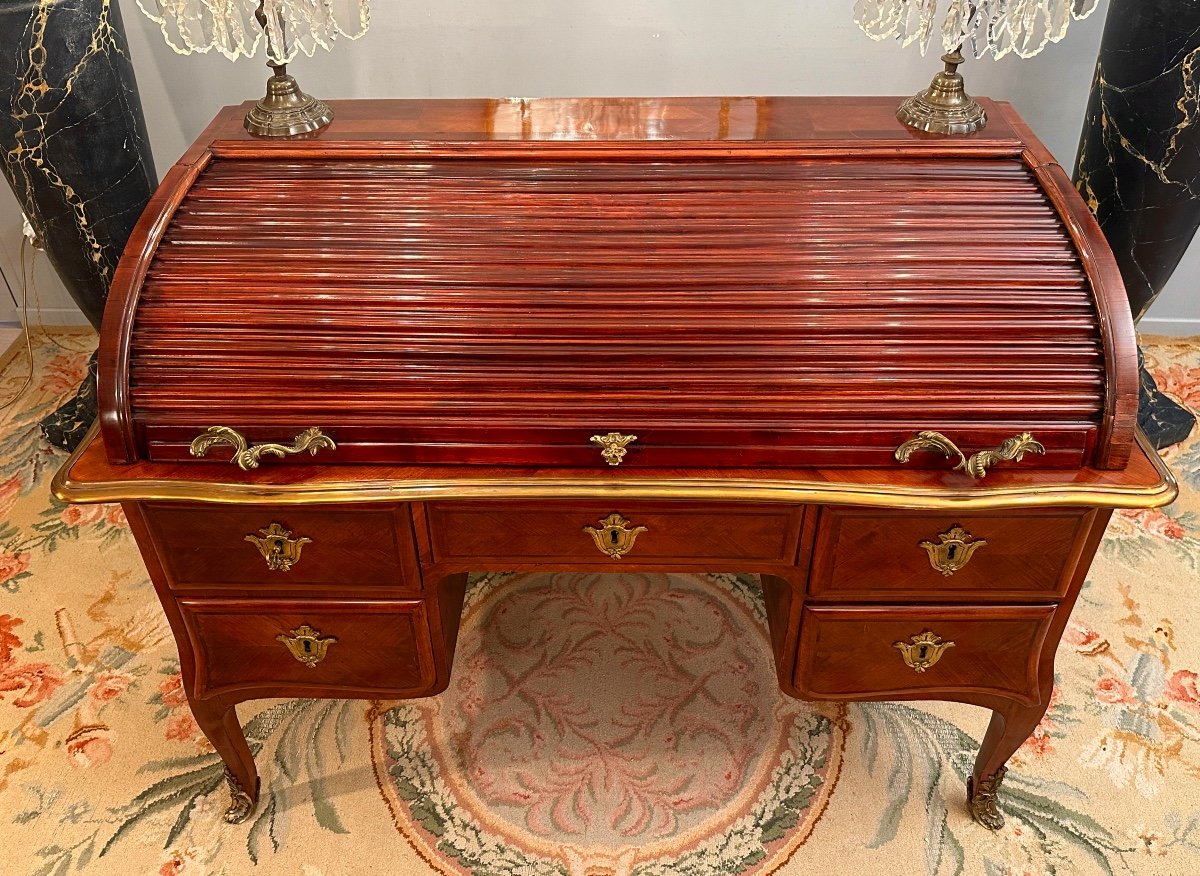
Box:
[1,330,1199,876]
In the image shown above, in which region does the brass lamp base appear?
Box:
[896,50,987,136]
[244,64,333,138]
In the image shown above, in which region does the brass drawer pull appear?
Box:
[277,624,337,668]
[894,431,1045,479]
[920,525,986,576]
[584,513,648,559]
[189,426,336,471]
[245,523,312,572]
[894,631,955,673]
[590,432,637,466]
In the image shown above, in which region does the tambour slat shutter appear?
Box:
[101,100,1134,472]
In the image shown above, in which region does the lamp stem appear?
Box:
[243,1,333,137]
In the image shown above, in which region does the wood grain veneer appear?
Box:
[424,500,804,567]
[792,603,1056,707]
[99,97,1131,473]
[806,507,1097,601]
[178,597,437,700]
[145,502,422,591]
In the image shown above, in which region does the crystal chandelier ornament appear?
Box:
[854,0,1099,134]
[135,0,370,136]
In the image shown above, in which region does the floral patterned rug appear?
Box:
[1,329,1199,876]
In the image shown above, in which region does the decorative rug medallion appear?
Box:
[371,571,846,876]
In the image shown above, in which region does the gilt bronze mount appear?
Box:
[223,768,258,824]
[895,430,1046,480]
[276,624,338,668]
[897,49,987,135]
[893,631,956,673]
[189,426,336,471]
[245,522,312,572]
[584,513,649,559]
[590,432,638,467]
[920,525,987,576]
[967,766,1008,830]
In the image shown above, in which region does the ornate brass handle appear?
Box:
[277,624,337,668]
[919,525,986,576]
[189,426,336,471]
[245,523,312,572]
[589,432,637,466]
[894,631,955,673]
[894,431,1045,479]
[584,513,648,559]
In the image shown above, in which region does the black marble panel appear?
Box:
[0,0,158,451]
[0,0,157,328]
[1074,1,1199,449]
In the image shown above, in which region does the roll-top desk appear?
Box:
[53,97,1177,833]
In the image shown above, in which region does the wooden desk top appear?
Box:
[55,427,1175,511]
[177,96,1042,163]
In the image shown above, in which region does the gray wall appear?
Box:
[1,0,1195,332]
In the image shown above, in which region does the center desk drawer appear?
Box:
[425,501,804,565]
[144,503,420,590]
[178,598,438,699]
[808,508,1097,601]
[794,604,1056,707]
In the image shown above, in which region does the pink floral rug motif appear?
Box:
[373,571,845,875]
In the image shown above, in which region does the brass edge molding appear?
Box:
[52,427,1178,511]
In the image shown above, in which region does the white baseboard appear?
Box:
[1139,317,1200,338]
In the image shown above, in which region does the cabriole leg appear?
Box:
[190,698,260,823]
[969,700,1048,830]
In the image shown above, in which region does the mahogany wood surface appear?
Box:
[120,498,467,818]
[145,502,422,591]
[99,97,1132,472]
[792,603,1056,707]
[179,597,437,700]
[424,500,804,566]
[806,507,1097,601]
[1028,160,1138,468]
[205,96,1024,151]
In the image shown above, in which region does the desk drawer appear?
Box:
[807,508,1095,601]
[793,604,1055,706]
[179,598,437,699]
[145,503,421,591]
[425,501,803,566]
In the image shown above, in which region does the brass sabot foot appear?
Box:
[967,766,1007,830]
[897,49,987,136]
[222,768,259,824]
[244,63,334,138]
